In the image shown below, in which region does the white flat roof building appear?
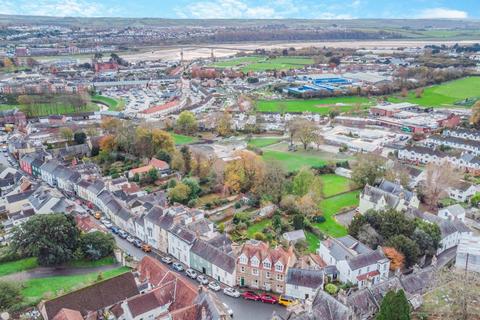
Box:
[455,235,480,273]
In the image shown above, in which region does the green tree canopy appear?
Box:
[79,231,115,261]
[176,111,198,134]
[376,290,411,320]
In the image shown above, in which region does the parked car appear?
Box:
[186,269,198,279]
[208,281,221,292]
[260,294,278,304]
[172,262,184,272]
[278,295,299,307]
[133,239,142,248]
[223,287,240,298]
[103,221,112,229]
[241,291,260,301]
[222,302,234,317]
[126,235,135,243]
[197,274,209,285]
[110,226,119,234]
[141,244,151,253]
[94,212,102,219]
[161,256,173,264]
[118,230,128,239]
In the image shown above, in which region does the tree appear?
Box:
[376,290,411,320]
[176,111,198,134]
[79,231,115,260]
[293,214,305,230]
[253,161,286,203]
[235,150,265,193]
[74,131,87,145]
[383,247,405,271]
[180,146,192,175]
[422,162,460,209]
[11,214,79,266]
[156,150,172,164]
[147,168,158,183]
[60,127,74,142]
[182,177,201,200]
[0,281,22,311]
[216,112,233,136]
[292,168,322,199]
[470,100,480,127]
[224,161,245,194]
[351,153,386,187]
[168,183,191,204]
[101,117,122,134]
[471,192,480,206]
[99,135,116,153]
[291,119,317,150]
[385,235,420,268]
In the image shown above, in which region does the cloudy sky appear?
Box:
[0,0,478,19]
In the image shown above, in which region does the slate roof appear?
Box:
[362,184,400,208]
[191,240,235,273]
[6,190,34,204]
[87,180,105,195]
[169,225,196,244]
[441,204,465,217]
[377,179,415,203]
[291,291,351,320]
[286,268,324,289]
[41,272,138,320]
[40,160,61,174]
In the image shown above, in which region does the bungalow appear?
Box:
[286,268,324,300]
[317,236,390,289]
[190,239,236,286]
[167,225,196,266]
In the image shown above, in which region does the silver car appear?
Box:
[196,274,209,285]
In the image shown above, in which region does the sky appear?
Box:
[0,0,479,19]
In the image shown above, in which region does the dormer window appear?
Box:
[251,256,259,267]
[275,262,283,272]
[263,260,271,269]
[239,255,247,265]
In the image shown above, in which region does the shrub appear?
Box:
[234,202,242,209]
[253,232,266,241]
[311,215,326,223]
[325,283,338,295]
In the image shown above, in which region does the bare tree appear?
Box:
[422,162,460,209]
[289,118,317,150]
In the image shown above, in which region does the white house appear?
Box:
[448,181,478,202]
[358,180,419,214]
[39,160,61,187]
[438,204,466,222]
[167,225,196,266]
[317,236,390,289]
[144,206,174,253]
[286,268,324,300]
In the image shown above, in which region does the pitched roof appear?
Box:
[169,225,196,244]
[239,240,294,268]
[52,308,83,320]
[191,240,235,273]
[40,272,138,320]
[286,268,324,289]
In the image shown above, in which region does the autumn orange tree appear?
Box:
[383,246,405,271]
[99,135,116,152]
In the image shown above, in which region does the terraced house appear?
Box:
[236,240,295,294]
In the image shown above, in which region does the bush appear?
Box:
[253,232,266,241]
[187,199,197,208]
[0,281,22,311]
[311,215,326,223]
[234,202,242,209]
[325,283,338,295]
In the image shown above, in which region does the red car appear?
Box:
[241,291,260,301]
[260,294,278,304]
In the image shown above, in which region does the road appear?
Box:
[112,233,287,320]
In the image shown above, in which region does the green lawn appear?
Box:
[314,190,360,237]
[91,94,124,111]
[247,137,283,148]
[171,133,198,145]
[256,96,372,114]
[389,77,480,107]
[261,150,326,172]
[68,256,116,268]
[0,103,99,116]
[246,219,271,238]
[305,231,321,253]
[0,258,38,277]
[319,174,356,198]
[212,56,315,72]
[21,267,130,304]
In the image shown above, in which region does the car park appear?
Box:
[260,294,278,304]
[223,287,240,298]
[118,230,128,239]
[196,274,209,285]
[172,262,184,272]
[278,295,299,307]
[241,291,260,301]
[161,256,173,264]
[186,269,198,279]
[208,281,221,291]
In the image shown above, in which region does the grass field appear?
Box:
[0,258,38,277]
[212,56,314,72]
[305,231,321,253]
[319,174,356,198]
[247,137,283,148]
[389,77,480,107]
[91,94,124,111]
[314,190,360,237]
[21,267,130,304]
[0,103,99,116]
[246,219,271,238]
[171,133,198,145]
[261,150,326,172]
[256,96,372,114]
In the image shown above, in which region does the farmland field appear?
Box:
[212,56,314,72]
[389,77,480,107]
[256,96,372,114]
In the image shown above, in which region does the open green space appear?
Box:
[261,150,326,172]
[256,96,372,114]
[212,56,315,72]
[171,133,198,145]
[91,94,124,111]
[0,102,99,116]
[389,77,480,107]
[247,137,283,148]
[0,258,38,277]
[314,190,360,238]
[246,219,271,238]
[305,231,321,253]
[319,174,356,198]
[21,267,130,304]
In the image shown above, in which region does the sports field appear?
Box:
[256,96,372,114]
[212,56,314,72]
[390,77,480,107]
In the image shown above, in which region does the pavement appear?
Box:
[436,245,457,268]
[0,264,120,282]
[111,230,288,320]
